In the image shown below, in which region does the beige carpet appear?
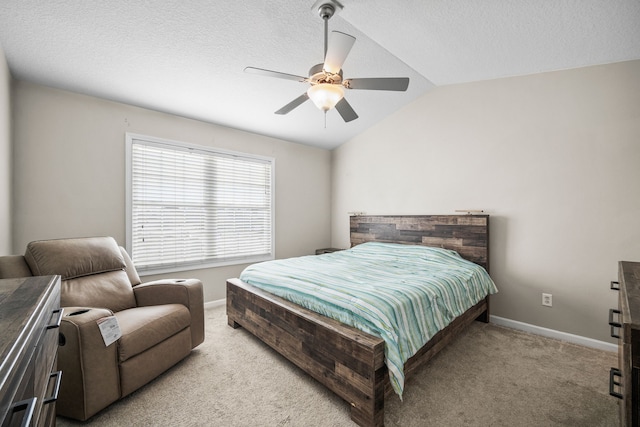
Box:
[57,305,619,426]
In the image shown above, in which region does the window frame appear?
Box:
[125,132,275,275]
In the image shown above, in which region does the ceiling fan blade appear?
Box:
[275,93,309,115]
[323,31,356,74]
[343,77,410,91]
[335,98,358,122]
[244,67,307,82]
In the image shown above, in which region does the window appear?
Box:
[126,133,274,274]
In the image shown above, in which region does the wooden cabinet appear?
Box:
[611,262,640,426]
[0,276,62,427]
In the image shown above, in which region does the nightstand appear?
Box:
[315,248,344,255]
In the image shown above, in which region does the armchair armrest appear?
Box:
[58,307,120,421]
[0,255,32,279]
[133,279,204,348]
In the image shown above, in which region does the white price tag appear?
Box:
[96,316,122,347]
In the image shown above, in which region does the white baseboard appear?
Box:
[490,315,617,353]
[204,298,226,309]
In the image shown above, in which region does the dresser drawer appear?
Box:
[34,286,62,427]
[613,262,640,426]
[34,287,61,393]
[608,286,627,403]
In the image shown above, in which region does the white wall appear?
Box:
[332,60,640,343]
[0,45,11,253]
[12,81,332,302]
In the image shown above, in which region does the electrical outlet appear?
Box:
[542,293,553,307]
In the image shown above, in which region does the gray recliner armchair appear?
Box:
[0,236,205,421]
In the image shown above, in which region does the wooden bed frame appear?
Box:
[226,215,491,426]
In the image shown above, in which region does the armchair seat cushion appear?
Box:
[115,304,191,363]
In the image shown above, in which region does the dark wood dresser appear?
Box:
[611,262,640,426]
[0,276,62,427]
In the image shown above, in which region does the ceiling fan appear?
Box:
[244,1,410,123]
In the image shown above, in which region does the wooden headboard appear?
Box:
[350,215,490,272]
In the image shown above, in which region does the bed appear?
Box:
[226,215,494,426]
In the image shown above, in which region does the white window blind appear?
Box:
[126,133,274,273]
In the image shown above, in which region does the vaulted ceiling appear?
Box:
[1,1,639,149]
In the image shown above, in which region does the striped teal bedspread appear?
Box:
[239,242,498,398]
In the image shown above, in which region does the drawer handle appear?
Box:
[9,397,37,427]
[609,309,622,338]
[609,308,622,327]
[610,367,623,399]
[43,370,63,405]
[610,325,620,339]
[47,308,63,330]
[611,281,620,291]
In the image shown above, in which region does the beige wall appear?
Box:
[12,81,332,302]
[9,60,640,341]
[0,45,11,253]
[332,60,640,343]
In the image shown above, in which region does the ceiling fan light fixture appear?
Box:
[307,83,344,111]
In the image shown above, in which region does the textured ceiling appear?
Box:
[1,1,639,150]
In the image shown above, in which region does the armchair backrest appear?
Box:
[25,237,138,312]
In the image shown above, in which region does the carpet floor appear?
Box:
[57,305,619,426]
